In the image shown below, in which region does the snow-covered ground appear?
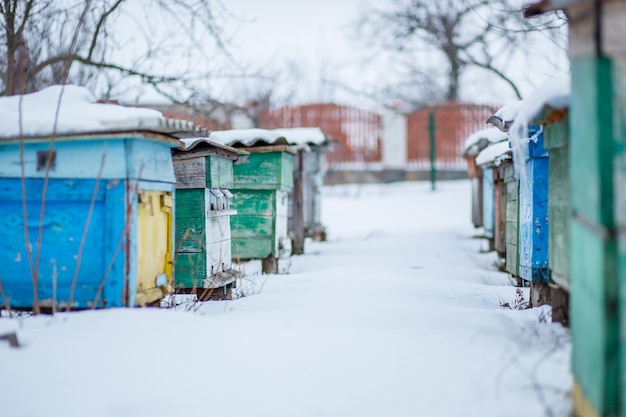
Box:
[0,180,572,417]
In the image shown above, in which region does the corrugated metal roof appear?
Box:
[272,127,329,146]
[208,129,290,147]
[179,137,242,153]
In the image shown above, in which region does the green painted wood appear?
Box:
[206,155,234,189]
[543,116,570,290]
[175,188,206,218]
[174,188,207,289]
[504,164,519,277]
[174,253,206,289]
[230,189,276,260]
[617,56,626,417]
[230,189,275,215]
[570,56,619,417]
[232,152,294,191]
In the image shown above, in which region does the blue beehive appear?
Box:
[0,86,204,311]
[518,126,550,283]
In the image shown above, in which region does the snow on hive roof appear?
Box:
[0,85,206,140]
[463,127,508,156]
[476,140,512,166]
[208,128,290,147]
[489,74,570,131]
[272,127,328,146]
[179,137,244,155]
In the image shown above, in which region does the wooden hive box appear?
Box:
[523,2,626,414]
[172,139,244,299]
[277,128,330,254]
[0,85,206,311]
[230,146,295,273]
[517,126,550,284]
[0,132,181,309]
[303,144,329,241]
[463,128,508,229]
[502,159,519,278]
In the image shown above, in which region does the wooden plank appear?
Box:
[230,189,275,216]
[547,143,571,290]
[174,252,206,290]
[206,155,234,189]
[232,152,294,191]
[102,179,127,307]
[518,130,550,283]
[482,168,494,239]
[175,216,207,253]
[173,156,206,189]
[290,150,306,255]
[0,140,126,179]
[175,188,206,219]
[136,190,173,304]
[126,138,177,183]
[0,178,109,309]
[569,56,619,417]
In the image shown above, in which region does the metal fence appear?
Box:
[407,103,498,170]
[260,103,382,168]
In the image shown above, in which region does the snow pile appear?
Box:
[476,140,512,166]
[490,74,570,180]
[0,85,201,139]
[209,128,289,147]
[209,127,328,148]
[463,127,508,156]
[0,181,572,417]
[272,127,328,146]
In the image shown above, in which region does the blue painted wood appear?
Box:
[0,135,177,183]
[482,167,495,239]
[518,126,550,283]
[0,134,179,309]
[0,178,126,308]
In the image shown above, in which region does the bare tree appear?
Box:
[354,0,567,102]
[0,0,240,102]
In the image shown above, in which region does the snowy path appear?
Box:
[0,180,571,417]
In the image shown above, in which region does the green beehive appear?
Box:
[209,130,295,274]
[173,139,244,299]
[230,148,294,273]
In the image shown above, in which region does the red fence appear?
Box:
[260,103,382,167]
[407,103,497,170]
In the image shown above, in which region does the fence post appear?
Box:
[428,110,436,190]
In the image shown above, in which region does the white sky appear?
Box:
[221,1,569,109]
[119,0,569,110]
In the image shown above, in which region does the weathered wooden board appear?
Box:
[0,133,178,310]
[206,155,234,189]
[543,117,570,290]
[518,128,550,283]
[0,135,177,183]
[232,151,294,191]
[136,190,173,304]
[494,164,508,258]
[504,163,519,277]
[482,167,495,241]
[569,56,620,417]
[0,178,126,308]
[230,189,290,261]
